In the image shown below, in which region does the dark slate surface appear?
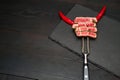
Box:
[0,0,120,80]
[50,4,120,77]
[0,73,37,80]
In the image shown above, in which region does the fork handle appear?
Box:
[84,54,89,80]
[84,64,89,80]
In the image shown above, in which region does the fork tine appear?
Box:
[82,37,85,53]
[87,37,90,54]
[82,37,90,54]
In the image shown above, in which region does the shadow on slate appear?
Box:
[49,4,120,78]
[0,73,38,80]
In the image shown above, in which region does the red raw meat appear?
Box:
[73,17,97,38]
[75,27,97,38]
[74,17,97,23]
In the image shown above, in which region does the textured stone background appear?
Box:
[0,0,120,80]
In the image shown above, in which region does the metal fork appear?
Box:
[82,37,90,80]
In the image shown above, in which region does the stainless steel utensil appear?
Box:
[82,37,90,80]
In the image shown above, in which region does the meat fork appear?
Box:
[82,37,90,80]
[58,5,106,80]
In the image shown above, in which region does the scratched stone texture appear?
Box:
[0,0,120,80]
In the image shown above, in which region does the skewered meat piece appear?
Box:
[74,17,97,23]
[75,27,97,38]
[72,17,97,38]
